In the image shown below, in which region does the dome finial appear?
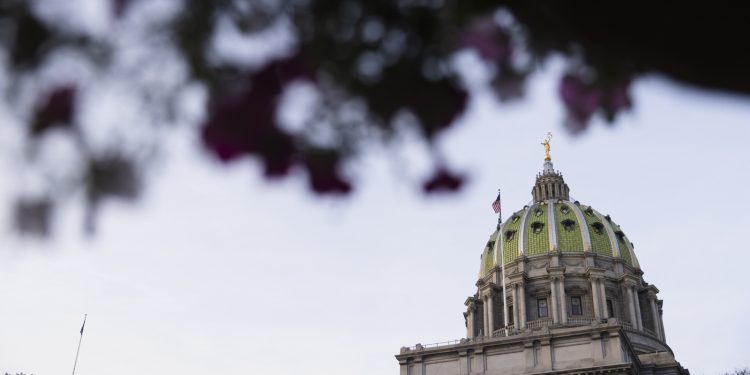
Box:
[532,133,570,202]
[541,132,552,162]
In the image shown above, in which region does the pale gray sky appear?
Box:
[1,1,749,375]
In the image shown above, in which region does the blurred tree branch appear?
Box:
[1,0,748,236]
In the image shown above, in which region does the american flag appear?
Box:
[491,191,501,214]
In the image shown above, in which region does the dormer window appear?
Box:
[585,207,594,216]
[530,222,544,234]
[560,205,570,214]
[591,222,605,234]
[504,230,516,242]
[562,219,576,231]
[534,208,543,217]
[615,231,626,243]
[511,215,520,223]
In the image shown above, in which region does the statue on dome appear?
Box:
[541,132,552,161]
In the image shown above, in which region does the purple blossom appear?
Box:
[422,168,465,193]
[304,151,352,195]
[32,85,76,136]
[461,19,512,64]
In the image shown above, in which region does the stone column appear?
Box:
[483,296,489,337]
[649,293,663,340]
[488,293,495,336]
[550,277,559,323]
[626,286,637,328]
[518,283,527,328]
[398,358,409,375]
[633,287,643,330]
[512,284,520,330]
[458,351,469,375]
[467,305,474,338]
[599,279,608,317]
[658,304,666,341]
[591,277,602,319]
[559,278,568,324]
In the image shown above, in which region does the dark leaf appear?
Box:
[422,168,464,193]
[303,149,352,195]
[14,198,53,237]
[31,85,76,137]
[86,154,140,203]
[10,7,53,68]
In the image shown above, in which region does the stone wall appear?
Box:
[398,324,641,375]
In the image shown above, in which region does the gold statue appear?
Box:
[541,132,552,161]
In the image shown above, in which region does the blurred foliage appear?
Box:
[1,0,748,236]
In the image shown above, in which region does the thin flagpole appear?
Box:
[497,191,509,336]
[491,189,509,336]
[72,314,87,375]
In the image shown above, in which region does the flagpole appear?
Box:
[497,191,509,336]
[491,189,509,336]
[72,314,86,375]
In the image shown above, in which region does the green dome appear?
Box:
[479,161,640,278]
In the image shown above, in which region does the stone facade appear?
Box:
[396,159,689,375]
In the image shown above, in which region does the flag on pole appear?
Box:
[72,314,87,375]
[79,315,87,335]
[491,191,501,214]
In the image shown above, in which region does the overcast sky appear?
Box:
[1,2,749,375]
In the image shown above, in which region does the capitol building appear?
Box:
[396,143,689,375]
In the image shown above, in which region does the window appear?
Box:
[531,222,544,234]
[606,299,614,318]
[571,296,582,316]
[537,298,548,318]
[508,305,514,325]
[615,230,626,243]
[562,219,576,231]
[591,222,605,234]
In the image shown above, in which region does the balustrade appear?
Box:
[525,318,553,330]
[407,317,643,352]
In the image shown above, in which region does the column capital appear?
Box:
[547,265,566,276]
[464,296,478,306]
[643,284,660,295]
[585,267,606,279]
[507,272,526,285]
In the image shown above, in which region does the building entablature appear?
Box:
[396,319,690,375]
